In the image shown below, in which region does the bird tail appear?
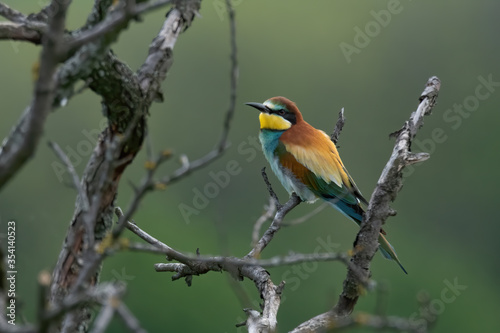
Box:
[378,233,408,274]
[326,200,407,274]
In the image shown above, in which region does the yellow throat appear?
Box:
[259,113,292,131]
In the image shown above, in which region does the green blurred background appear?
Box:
[1,0,499,332]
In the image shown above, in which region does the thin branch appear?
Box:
[157,0,238,186]
[330,107,346,145]
[48,141,89,211]
[315,312,429,333]
[153,252,351,271]
[282,202,328,227]
[251,196,277,246]
[246,194,301,258]
[116,303,148,333]
[65,0,173,54]
[340,76,440,309]
[120,208,357,273]
[137,1,201,100]
[217,0,238,153]
[118,208,191,262]
[111,150,171,240]
[0,22,42,44]
[0,3,27,23]
[0,0,71,189]
[65,141,166,298]
[89,301,115,333]
[127,242,169,255]
[120,199,368,333]
[260,167,281,208]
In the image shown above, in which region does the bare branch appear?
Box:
[89,301,115,333]
[338,75,440,313]
[65,0,173,54]
[251,197,277,246]
[127,242,169,255]
[120,197,365,333]
[48,141,89,211]
[118,208,190,260]
[153,252,353,272]
[157,0,238,186]
[0,22,42,44]
[330,107,346,145]
[291,76,441,331]
[246,192,302,259]
[49,3,202,331]
[116,303,147,333]
[260,167,281,208]
[121,207,356,278]
[292,312,429,333]
[0,0,71,189]
[137,0,201,100]
[217,0,238,153]
[0,3,27,23]
[282,202,328,227]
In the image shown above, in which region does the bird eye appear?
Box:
[277,110,286,116]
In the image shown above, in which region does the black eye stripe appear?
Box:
[271,109,296,125]
[271,109,286,115]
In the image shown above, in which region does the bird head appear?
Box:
[245,96,302,131]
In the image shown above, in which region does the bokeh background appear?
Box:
[1,0,499,332]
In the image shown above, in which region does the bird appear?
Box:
[245,96,407,274]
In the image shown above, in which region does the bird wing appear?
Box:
[276,134,362,206]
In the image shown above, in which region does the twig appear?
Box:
[282,202,328,227]
[48,141,89,211]
[303,312,429,333]
[127,242,169,255]
[246,192,301,259]
[157,0,238,187]
[118,208,190,261]
[116,303,148,333]
[260,167,281,208]
[217,0,238,153]
[89,301,115,333]
[330,107,346,145]
[120,209,357,273]
[251,196,277,246]
[111,150,171,240]
[120,202,367,333]
[0,22,42,44]
[0,3,27,23]
[65,0,173,54]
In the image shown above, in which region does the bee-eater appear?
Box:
[246,96,407,274]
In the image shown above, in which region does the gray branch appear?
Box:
[0,0,71,189]
[48,141,89,211]
[0,22,43,44]
[330,107,346,145]
[0,3,28,23]
[290,76,441,332]
[45,1,202,332]
[124,214,350,333]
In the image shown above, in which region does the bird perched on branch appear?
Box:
[245,96,407,274]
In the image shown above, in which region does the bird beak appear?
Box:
[245,102,270,113]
